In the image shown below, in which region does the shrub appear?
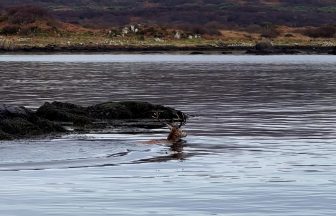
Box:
[192,26,221,36]
[6,5,52,25]
[0,24,20,35]
[259,23,280,38]
[255,39,273,50]
[18,25,41,36]
[141,26,167,38]
[302,25,336,38]
[107,28,120,37]
[245,24,263,33]
[261,28,280,38]
[284,33,294,37]
[180,25,221,36]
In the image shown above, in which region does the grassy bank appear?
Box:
[0,34,335,54]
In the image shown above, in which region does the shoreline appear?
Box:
[0,45,335,55]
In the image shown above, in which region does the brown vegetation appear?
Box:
[0,5,60,36]
[6,5,52,25]
[300,25,336,38]
[1,0,336,29]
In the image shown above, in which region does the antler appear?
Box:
[175,112,187,128]
[152,111,173,129]
[152,111,187,129]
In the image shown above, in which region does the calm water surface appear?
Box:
[0,54,336,215]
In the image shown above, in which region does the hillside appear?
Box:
[0,0,335,28]
[0,1,335,53]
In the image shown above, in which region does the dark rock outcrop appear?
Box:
[36,102,92,126]
[189,51,205,55]
[88,101,181,120]
[0,104,66,140]
[247,40,303,55]
[0,101,186,140]
[329,46,336,55]
[247,40,276,54]
[0,104,32,118]
[255,40,273,51]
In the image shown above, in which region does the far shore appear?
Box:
[0,44,335,55]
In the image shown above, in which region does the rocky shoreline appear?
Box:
[0,44,335,55]
[0,101,186,140]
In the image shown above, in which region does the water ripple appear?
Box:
[1,55,336,215]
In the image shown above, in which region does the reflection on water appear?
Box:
[0,55,336,216]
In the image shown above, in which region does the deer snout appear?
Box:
[180,130,187,138]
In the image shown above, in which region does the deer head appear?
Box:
[152,111,187,142]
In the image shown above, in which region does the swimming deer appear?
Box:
[152,111,187,143]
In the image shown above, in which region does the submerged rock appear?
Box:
[0,101,186,140]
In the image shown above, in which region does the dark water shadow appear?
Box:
[131,140,194,164]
